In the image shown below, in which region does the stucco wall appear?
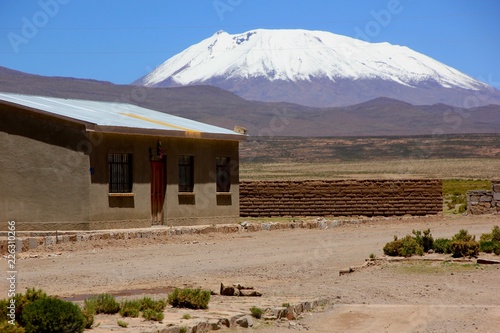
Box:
[88,134,240,228]
[0,106,91,231]
[240,179,442,217]
[1,105,241,231]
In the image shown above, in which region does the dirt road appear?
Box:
[2,214,499,332]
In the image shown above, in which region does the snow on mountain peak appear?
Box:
[140,29,485,92]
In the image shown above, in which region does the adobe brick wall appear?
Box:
[240,179,442,217]
[467,181,500,215]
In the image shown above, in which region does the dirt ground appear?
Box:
[2,214,500,332]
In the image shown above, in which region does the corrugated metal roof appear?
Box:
[0,92,245,140]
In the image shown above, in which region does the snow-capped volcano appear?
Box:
[136,29,499,107]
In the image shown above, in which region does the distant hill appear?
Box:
[1,66,499,137]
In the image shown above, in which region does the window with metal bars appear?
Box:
[178,155,194,192]
[216,157,231,192]
[108,153,133,193]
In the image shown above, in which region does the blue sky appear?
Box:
[1,0,499,88]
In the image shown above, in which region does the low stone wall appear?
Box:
[240,179,442,218]
[467,181,500,215]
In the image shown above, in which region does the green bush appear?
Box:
[412,229,434,252]
[452,229,474,242]
[120,299,141,318]
[383,235,423,257]
[250,306,264,319]
[480,240,496,253]
[383,235,403,256]
[22,298,85,333]
[0,288,48,327]
[450,240,479,258]
[86,293,120,315]
[82,298,95,329]
[140,297,167,312]
[492,226,500,242]
[142,309,164,321]
[479,226,500,255]
[168,288,210,310]
[117,319,128,328]
[433,238,451,254]
[400,235,424,257]
[0,321,25,333]
[450,229,479,258]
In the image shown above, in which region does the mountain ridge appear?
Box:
[1,66,499,137]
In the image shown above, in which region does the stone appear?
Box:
[220,283,239,296]
[235,315,253,328]
[28,237,39,250]
[207,319,221,330]
[286,307,297,320]
[239,289,262,297]
[218,318,230,328]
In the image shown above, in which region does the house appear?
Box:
[0,92,245,231]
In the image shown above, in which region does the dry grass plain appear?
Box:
[240,158,500,180]
[240,134,500,180]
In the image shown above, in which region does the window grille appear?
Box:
[216,157,231,192]
[178,155,194,192]
[108,153,133,193]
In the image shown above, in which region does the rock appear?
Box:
[235,315,253,328]
[220,283,261,296]
[220,283,239,296]
[218,318,230,328]
[239,289,262,297]
[207,319,221,330]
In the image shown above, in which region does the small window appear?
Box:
[216,157,231,192]
[178,156,194,192]
[108,153,133,193]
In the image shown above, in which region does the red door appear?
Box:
[150,157,166,225]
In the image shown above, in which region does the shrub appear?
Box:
[433,238,451,254]
[383,235,423,257]
[117,319,128,328]
[82,297,96,329]
[180,326,188,333]
[250,306,264,319]
[140,297,167,312]
[168,288,210,310]
[450,229,479,258]
[412,229,434,252]
[383,236,403,256]
[479,226,500,256]
[492,226,500,242]
[22,297,85,333]
[0,288,48,326]
[0,321,25,333]
[120,300,141,318]
[86,293,120,315]
[450,240,479,258]
[400,235,424,257]
[480,240,496,253]
[182,313,191,319]
[452,229,474,242]
[142,309,164,321]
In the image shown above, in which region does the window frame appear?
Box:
[216,156,231,193]
[178,155,194,193]
[108,153,133,194]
